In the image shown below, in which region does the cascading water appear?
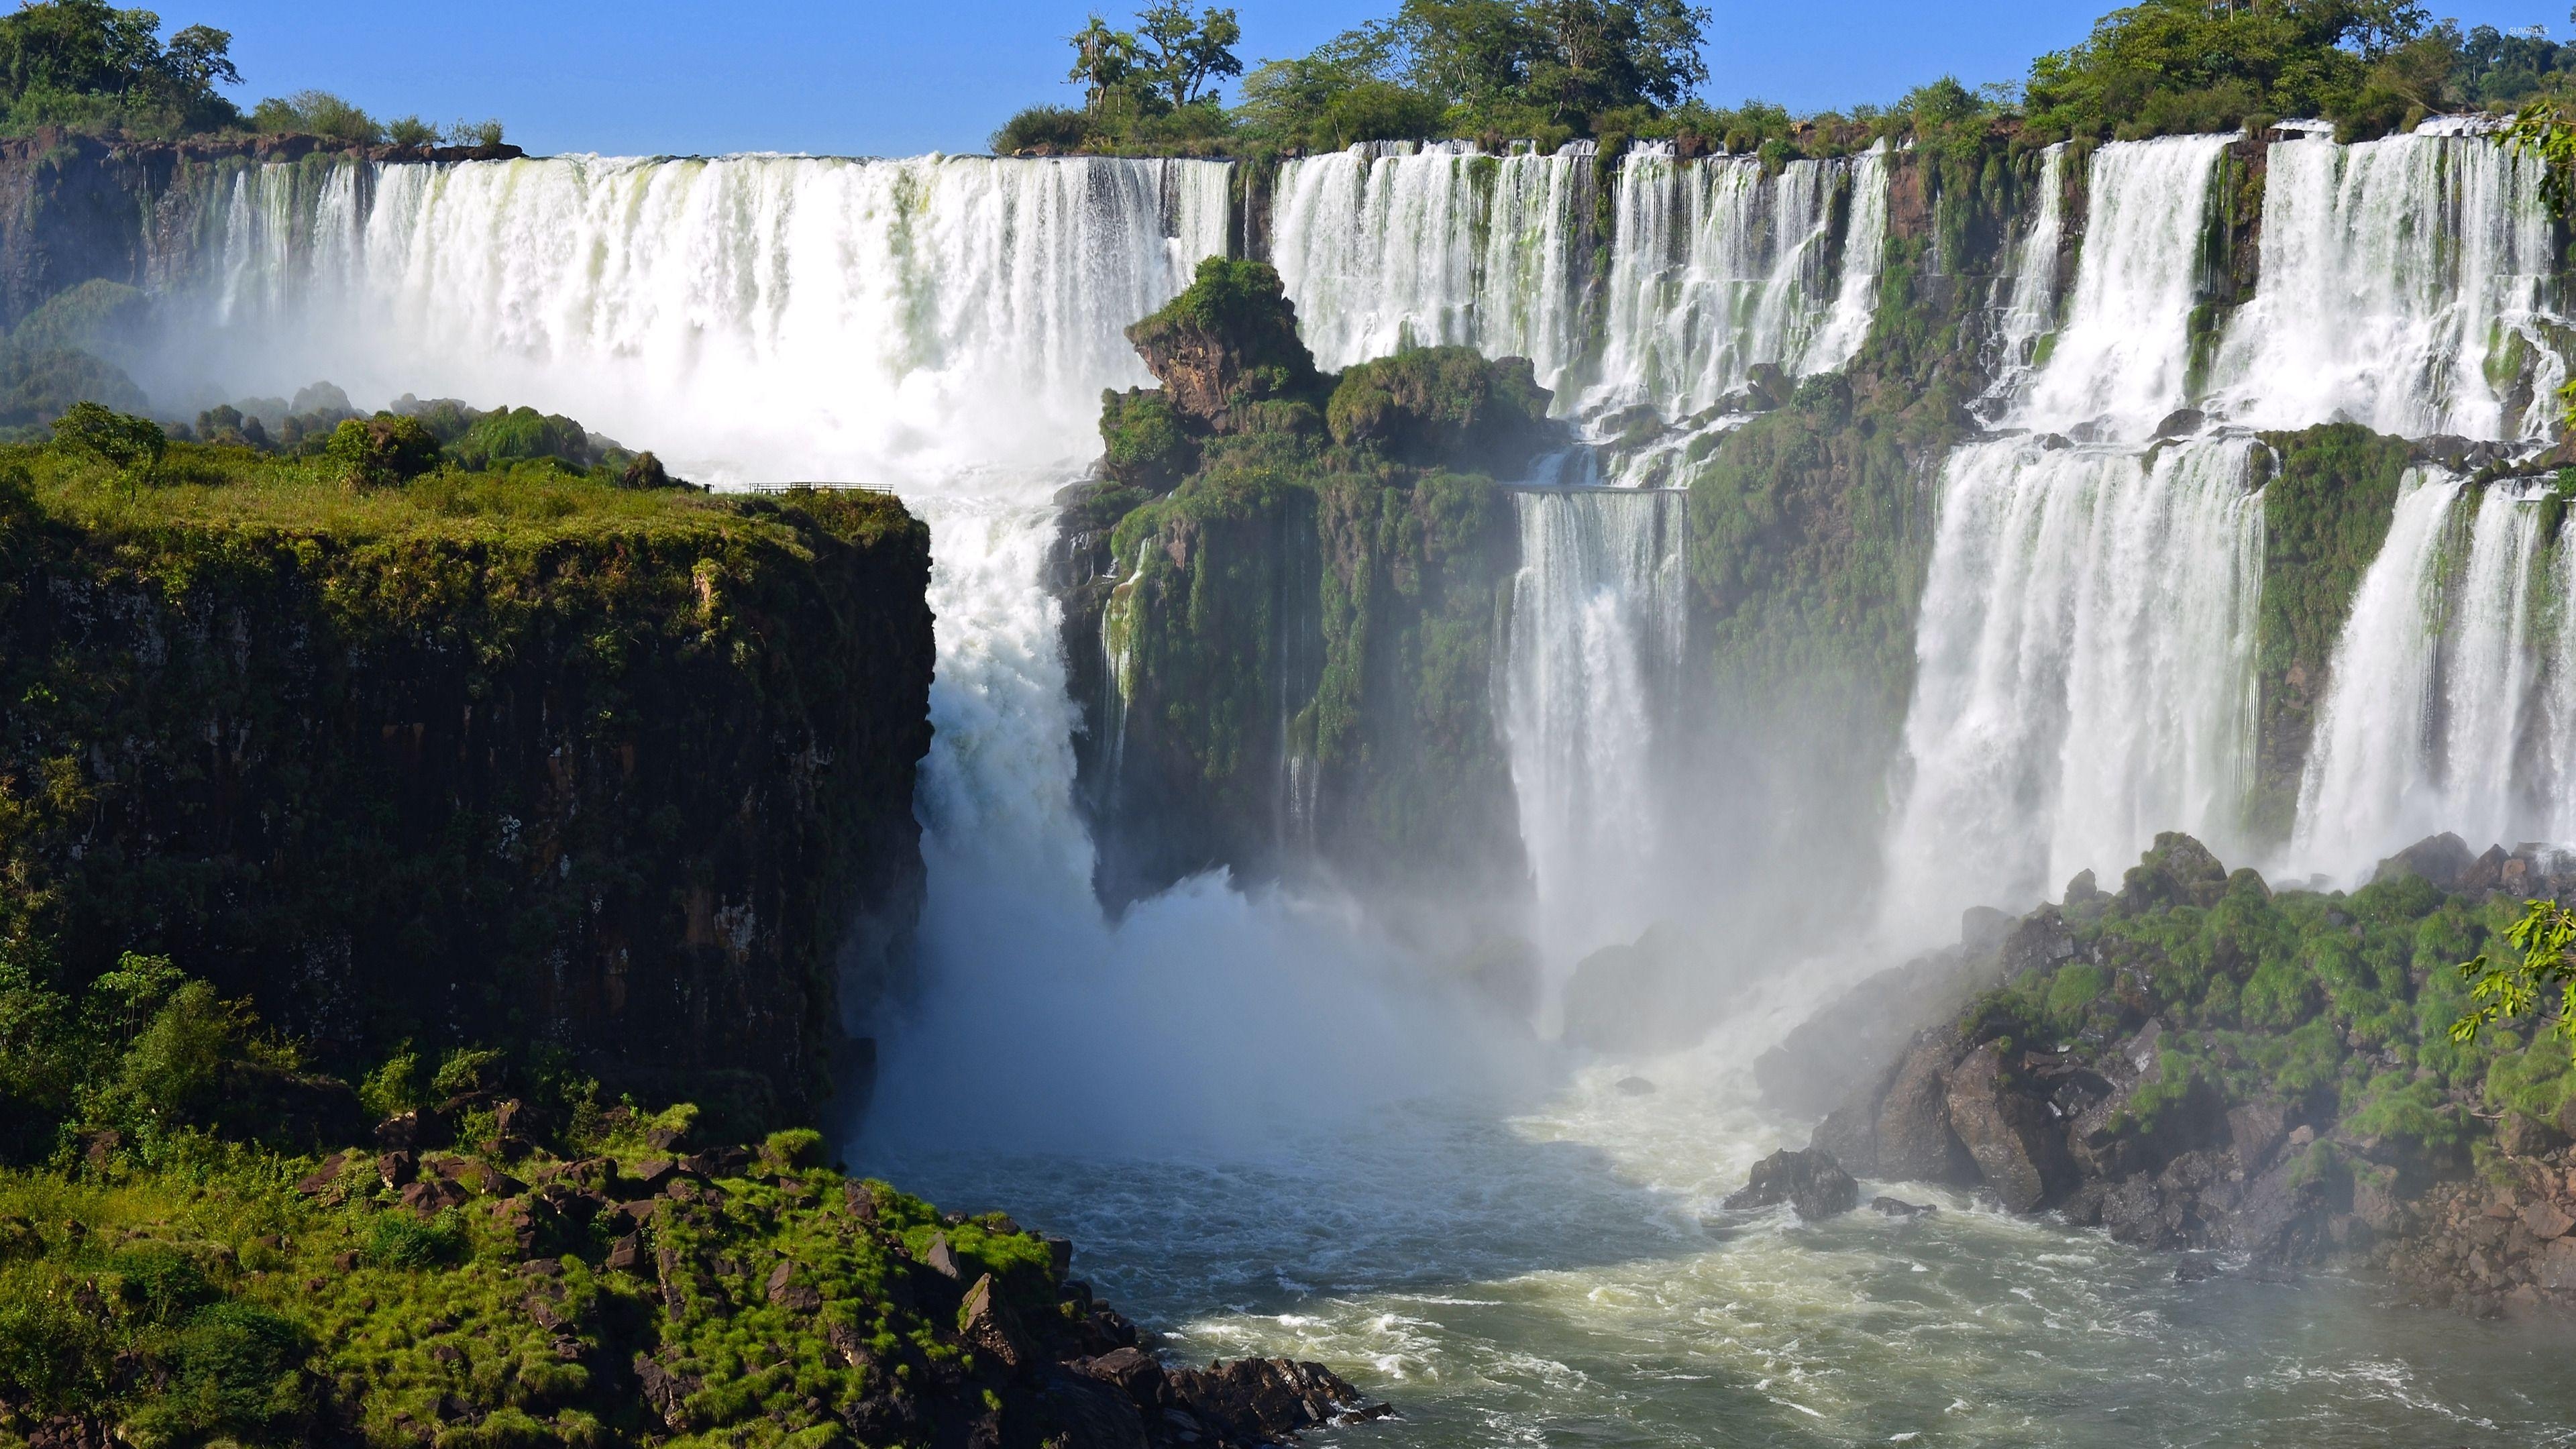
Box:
[2288,471,2467,880]
[168,154,1229,480]
[1882,437,2264,930]
[1502,487,1690,969]
[1270,142,1595,394]
[1976,141,2068,418]
[2284,474,2576,882]
[2011,134,2232,439]
[1592,142,1890,417]
[2207,130,2569,441]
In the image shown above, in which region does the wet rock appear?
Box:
[2152,408,2206,439]
[2171,1251,2220,1282]
[1163,1357,1391,1442]
[1876,1026,1979,1185]
[2373,832,2475,890]
[1723,1147,1859,1220]
[959,1273,1030,1371]
[1868,1196,1936,1218]
[1960,905,2013,953]
[2226,1099,2290,1175]
[1809,1099,1879,1178]
[1943,1044,2076,1214]
[1615,1076,1657,1096]
[1042,1367,1152,1449]
[1079,1346,1167,1404]
[1998,905,2076,982]
[2115,833,2229,914]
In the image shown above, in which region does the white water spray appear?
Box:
[2012,135,2231,439]
[1883,437,2263,932]
[2208,129,2568,441]
[1503,488,1690,969]
[1271,142,1595,394]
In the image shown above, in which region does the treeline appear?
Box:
[0,0,502,144]
[997,0,2576,159]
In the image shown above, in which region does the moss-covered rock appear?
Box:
[1325,347,1554,474]
[0,444,932,1126]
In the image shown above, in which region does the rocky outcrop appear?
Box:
[0,484,932,1126]
[1056,258,1544,911]
[1763,831,2576,1310]
[1723,1147,1859,1220]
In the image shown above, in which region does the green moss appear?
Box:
[2251,423,2414,840]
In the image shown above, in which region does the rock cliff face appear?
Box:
[1758,829,2576,1313]
[0,130,520,328]
[1057,259,1551,910]
[0,477,931,1124]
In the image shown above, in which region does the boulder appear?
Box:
[1809,1100,1878,1178]
[1875,1026,1979,1186]
[1042,1367,1152,1449]
[1868,1197,1936,1218]
[958,1273,1029,1372]
[923,1232,964,1280]
[2373,832,2475,891]
[1961,905,2013,953]
[2226,1099,2290,1175]
[1756,948,2001,1120]
[1163,1358,1390,1442]
[1723,1148,1860,1220]
[1998,906,2076,983]
[765,1260,823,1312]
[1943,1045,2076,1213]
[2114,833,2230,914]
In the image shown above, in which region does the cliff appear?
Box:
[0,447,932,1127]
[1057,259,1549,911]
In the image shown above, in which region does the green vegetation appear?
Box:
[2455,898,2576,1067]
[1069,259,1546,899]
[0,953,1075,1448]
[0,417,931,1128]
[1959,835,2566,1170]
[0,1,505,144]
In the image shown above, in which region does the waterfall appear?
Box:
[2012,135,2232,439]
[1978,142,2069,417]
[1592,143,1890,417]
[1882,437,2264,930]
[1503,488,1690,967]
[2288,471,2467,879]
[167,153,1231,481]
[2545,515,2576,844]
[2207,130,2568,441]
[2288,476,2576,880]
[1270,142,1595,394]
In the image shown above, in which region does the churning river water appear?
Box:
[865,1061,2576,1448]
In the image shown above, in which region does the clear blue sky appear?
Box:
[188,1,2571,157]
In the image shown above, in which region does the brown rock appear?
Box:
[602,1234,644,1273]
[2542,1238,2576,1292]
[1875,1026,1978,1185]
[2522,1199,2575,1242]
[2226,1099,2289,1175]
[843,1179,879,1223]
[1943,1044,2076,1213]
[631,1158,676,1189]
[958,1273,1029,1372]
[378,1151,417,1189]
[294,1153,349,1197]
[765,1260,824,1312]
[924,1232,963,1280]
[1723,1148,1860,1220]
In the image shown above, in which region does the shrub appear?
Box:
[134,1301,317,1443]
[991,104,1095,154]
[384,113,438,146]
[50,399,165,476]
[250,89,382,143]
[325,414,440,488]
[447,117,504,148]
[453,405,590,470]
[364,1209,467,1269]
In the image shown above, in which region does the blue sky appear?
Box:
[191,1,2571,157]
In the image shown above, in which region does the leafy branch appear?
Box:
[2452,898,2576,1065]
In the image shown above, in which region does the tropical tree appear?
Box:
[1069,14,1140,113]
[1135,1,1242,109]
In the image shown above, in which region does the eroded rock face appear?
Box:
[1942,1046,2076,1214]
[1874,1026,1979,1186]
[1724,1148,1860,1220]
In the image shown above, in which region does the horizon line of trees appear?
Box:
[996,0,2576,158]
[0,0,504,146]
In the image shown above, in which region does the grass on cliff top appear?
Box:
[5,441,918,551]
